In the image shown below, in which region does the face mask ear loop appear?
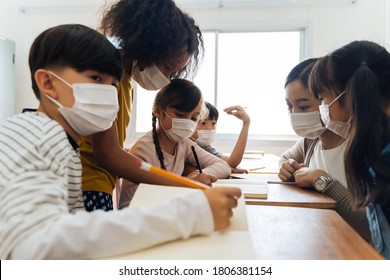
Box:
[48,71,73,88]
[43,93,64,108]
[44,71,72,109]
[162,109,172,120]
[157,109,169,133]
[328,90,346,107]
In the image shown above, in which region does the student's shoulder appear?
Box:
[1,112,65,139]
[203,145,222,158]
[130,130,155,151]
[180,138,197,151]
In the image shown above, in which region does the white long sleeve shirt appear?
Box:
[0,112,213,259]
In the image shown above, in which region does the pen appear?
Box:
[267,181,297,185]
[248,167,266,171]
[138,160,209,190]
[191,145,202,173]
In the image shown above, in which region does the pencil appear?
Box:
[191,145,202,173]
[138,161,209,190]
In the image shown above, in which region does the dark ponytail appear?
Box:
[345,64,384,206]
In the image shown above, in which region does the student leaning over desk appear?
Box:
[308,41,390,259]
[119,79,231,208]
[78,0,205,211]
[278,58,371,242]
[0,24,240,259]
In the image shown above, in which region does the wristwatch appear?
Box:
[313,175,333,192]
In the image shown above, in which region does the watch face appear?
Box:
[314,176,331,191]
[315,178,326,191]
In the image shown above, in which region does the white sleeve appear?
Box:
[10,191,214,259]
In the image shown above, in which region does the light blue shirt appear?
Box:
[365,142,390,259]
[366,203,390,259]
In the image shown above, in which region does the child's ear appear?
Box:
[35,69,58,98]
[152,106,161,118]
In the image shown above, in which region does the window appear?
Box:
[127,30,303,145]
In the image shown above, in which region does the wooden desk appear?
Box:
[238,153,280,174]
[105,188,380,260]
[228,174,336,209]
[246,205,383,260]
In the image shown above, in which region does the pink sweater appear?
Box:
[119,130,231,208]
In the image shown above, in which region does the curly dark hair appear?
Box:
[100,0,204,79]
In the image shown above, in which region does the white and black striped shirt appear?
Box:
[0,112,84,258]
[0,112,214,260]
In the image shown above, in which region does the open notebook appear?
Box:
[213,179,268,199]
[109,183,255,260]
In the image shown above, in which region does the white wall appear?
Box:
[0,0,388,155]
[0,38,15,124]
[0,0,108,112]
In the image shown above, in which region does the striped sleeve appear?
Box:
[0,113,83,258]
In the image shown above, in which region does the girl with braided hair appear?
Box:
[119,79,231,208]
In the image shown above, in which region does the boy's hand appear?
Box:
[204,187,241,231]
[187,171,217,186]
[278,158,305,182]
[223,105,250,125]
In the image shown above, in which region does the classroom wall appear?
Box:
[0,0,388,155]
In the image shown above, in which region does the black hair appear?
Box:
[152,79,203,169]
[310,40,390,207]
[285,58,318,88]
[204,101,219,121]
[100,0,204,79]
[29,24,123,99]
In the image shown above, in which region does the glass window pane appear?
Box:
[133,31,301,138]
[194,32,216,103]
[216,31,300,136]
[134,86,157,133]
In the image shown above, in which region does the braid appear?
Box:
[152,115,166,170]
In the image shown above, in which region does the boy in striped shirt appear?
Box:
[0,24,240,259]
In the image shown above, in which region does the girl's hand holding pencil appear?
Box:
[187,171,217,186]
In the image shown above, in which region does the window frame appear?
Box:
[126,21,311,154]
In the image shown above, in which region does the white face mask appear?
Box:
[196,129,216,147]
[289,111,326,139]
[131,62,170,90]
[319,90,350,138]
[160,110,197,142]
[46,71,119,136]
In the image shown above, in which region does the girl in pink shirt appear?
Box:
[119,79,231,208]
